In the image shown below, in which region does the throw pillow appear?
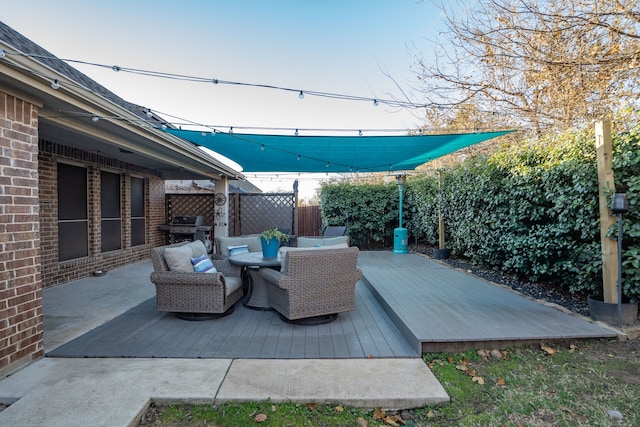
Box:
[164,245,194,272]
[228,244,249,256]
[191,254,217,273]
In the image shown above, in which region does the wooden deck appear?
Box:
[358,252,617,352]
[46,251,616,359]
[47,280,419,359]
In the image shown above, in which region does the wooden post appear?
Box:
[438,170,445,250]
[595,120,618,303]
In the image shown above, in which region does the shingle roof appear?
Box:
[0,20,162,125]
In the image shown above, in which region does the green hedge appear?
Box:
[320,118,640,300]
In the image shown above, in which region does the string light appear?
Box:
[92,115,99,122]
[297,154,301,160]
[50,79,59,89]
[298,91,304,100]
[145,109,153,118]
[373,99,379,107]
[295,129,299,136]
[0,49,6,58]
[260,144,265,151]
[112,65,121,72]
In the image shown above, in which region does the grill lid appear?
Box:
[170,215,205,226]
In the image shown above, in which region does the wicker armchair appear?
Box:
[150,242,243,319]
[257,246,362,323]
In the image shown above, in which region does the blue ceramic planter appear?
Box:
[260,236,280,258]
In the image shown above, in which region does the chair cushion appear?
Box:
[297,236,349,248]
[163,245,194,272]
[191,254,217,273]
[216,235,261,257]
[224,276,242,296]
[186,240,208,258]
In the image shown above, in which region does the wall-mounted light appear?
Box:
[50,79,60,90]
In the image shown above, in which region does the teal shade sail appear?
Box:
[164,129,514,173]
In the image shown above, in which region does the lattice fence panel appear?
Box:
[166,194,216,225]
[233,193,295,236]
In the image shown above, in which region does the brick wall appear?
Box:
[0,91,43,376]
[38,141,166,287]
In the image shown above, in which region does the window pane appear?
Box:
[101,171,121,218]
[131,218,146,246]
[131,177,145,217]
[58,163,87,220]
[59,221,88,261]
[101,220,122,252]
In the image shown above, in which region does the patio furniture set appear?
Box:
[149,233,360,324]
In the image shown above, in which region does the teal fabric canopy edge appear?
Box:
[164,128,514,173]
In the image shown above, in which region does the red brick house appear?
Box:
[0,22,240,376]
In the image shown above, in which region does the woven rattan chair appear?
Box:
[257,246,362,324]
[150,242,243,319]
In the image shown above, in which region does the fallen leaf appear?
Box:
[383,415,399,426]
[541,344,556,355]
[489,349,503,359]
[497,378,506,386]
[466,369,477,377]
[391,414,406,425]
[426,409,435,418]
[271,405,277,412]
[307,403,317,411]
[558,405,573,414]
[254,413,267,423]
[455,364,468,372]
[356,417,369,427]
[472,376,485,385]
[335,405,344,413]
[447,356,455,363]
[373,407,386,420]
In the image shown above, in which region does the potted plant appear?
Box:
[259,228,290,258]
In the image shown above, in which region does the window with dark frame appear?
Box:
[130,177,146,246]
[101,171,122,252]
[57,163,88,261]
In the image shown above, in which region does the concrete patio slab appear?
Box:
[217,358,449,410]
[0,358,232,427]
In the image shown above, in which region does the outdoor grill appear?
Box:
[160,215,213,245]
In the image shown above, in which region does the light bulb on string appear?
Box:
[297,154,301,161]
[92,115,99,122]
[373,99,379,107]
[358,130,363,136]
[260,144,265,151]
[229,127,233,133]
[50,79,60,90]
[295,129,299,136]
[112,65,121,72]
[0,49,6,58]
[146,109,153,118]
[298,91,304,100]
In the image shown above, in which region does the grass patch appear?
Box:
[140,338,639,427]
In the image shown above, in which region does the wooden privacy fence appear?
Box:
[297,205,322,236]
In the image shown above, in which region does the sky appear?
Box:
[1,0,448,199]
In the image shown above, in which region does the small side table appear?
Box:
[228,252,281,310]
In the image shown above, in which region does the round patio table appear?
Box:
[228,252,281,309]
